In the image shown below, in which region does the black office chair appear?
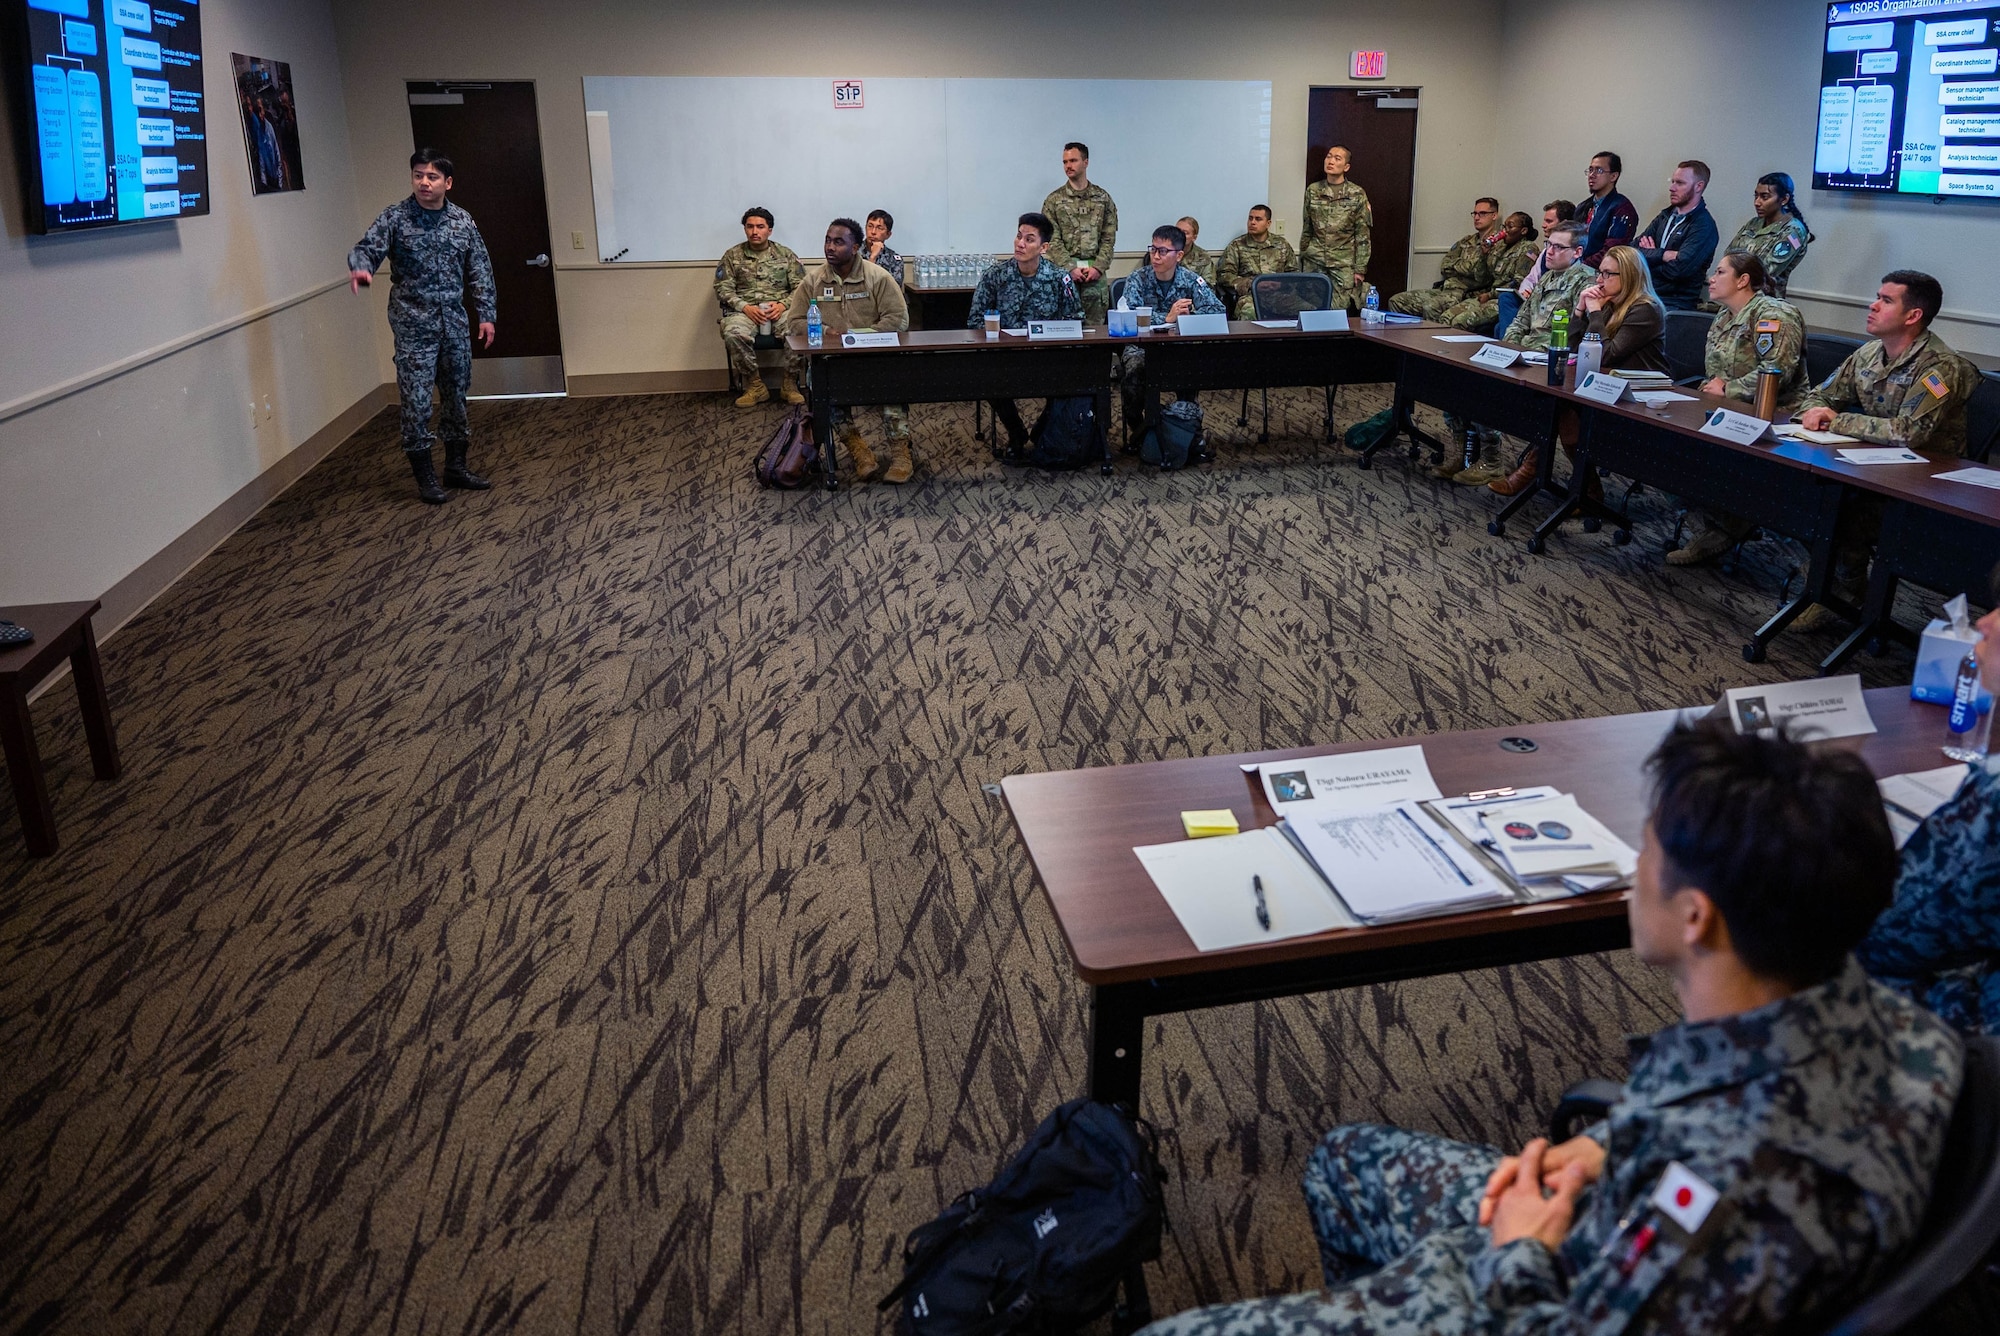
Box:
[1552,1034,2000,1336]
[1109,275,1128,311]
[1807,331,1868,389]
[728,330,790,395]
[1663,309,1710,386]
[1242,271,1339,445]
[1965,371,2000,466]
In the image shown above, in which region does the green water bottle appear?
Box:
[1547,307,1571,386]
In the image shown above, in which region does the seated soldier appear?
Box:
[1858,576,2000,1034]
[788,218,913,483]
[716,206,807,408]
[1116,224,1225,435]
[1389,198,1501,323]
[1432,212,1541,483]
[1215,205,1298,321]
[862,209,903,284]
[967,212,1083,454]
[1142,718,1964,1336]
[1178,216,1217,286]
[1792,269,1981,630]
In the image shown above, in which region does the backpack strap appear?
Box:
[1109,1265,1152,1336]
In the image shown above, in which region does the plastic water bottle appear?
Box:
[1363,286,1381,324]
[1576,332,1604,384]
[806,299,823,348]
[1944,647,1992,762]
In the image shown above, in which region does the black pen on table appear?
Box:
[1252,874,1271,931]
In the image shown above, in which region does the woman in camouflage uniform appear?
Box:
[1721,172,1813,299]
[1300,146,1372,313]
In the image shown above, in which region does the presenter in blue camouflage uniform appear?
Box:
[1142,720,1963,1336]
[349,149,497,505]
[1116,224,1225,438]
[1860,581,2000,1035]
[967,213,1083,453]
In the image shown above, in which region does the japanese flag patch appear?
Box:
[1650,1161,1720,1234]
[1922,369,1951,400]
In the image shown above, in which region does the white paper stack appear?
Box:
[1429,789,1637,895]
[1133,826,1356,951]
[1878,764,1970,848]
[1281,800,1514,924]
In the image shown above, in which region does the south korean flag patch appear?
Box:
[1650,1161,1720,1235]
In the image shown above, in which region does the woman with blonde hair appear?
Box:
[1489,246,1665,495]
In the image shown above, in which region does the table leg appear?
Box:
[1360,391,1421,470]
[70,618,121,780]
[811,379,839,493]
[1087,982,1146,1110]
[0,683,58,856]
[1096,388,1115,475]
[1821,560,1898,675]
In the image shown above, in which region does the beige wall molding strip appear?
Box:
[0,277,353,425]
[1790,287,2000,331]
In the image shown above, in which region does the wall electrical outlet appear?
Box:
[571,230,586,249]
[1274,220,1286,234]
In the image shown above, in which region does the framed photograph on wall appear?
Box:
[231,54,305,194]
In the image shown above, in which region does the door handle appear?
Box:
[526,253,550,267]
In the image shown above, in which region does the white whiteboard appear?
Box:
[581,77,1272,263]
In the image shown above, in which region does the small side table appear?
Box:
[0,601,121,856]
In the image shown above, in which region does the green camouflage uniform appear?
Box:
[715,239,807,379]
[1801,330,1981,596]
[1723,214,1810,297]
[1680,295,1810,545]
[1181,241,1217,287]
[1390,228,1498,323]
[1300,179,1371,312]
[348,197,496,457]
[788,256,910,440]
[1041,180,1119,325]
[1215,232,1300,320]
[1139,960,1962,1336]
[1435,233,1537,331]
[1502,261,1593,350]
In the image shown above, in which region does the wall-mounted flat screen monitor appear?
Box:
[18,0,210,232]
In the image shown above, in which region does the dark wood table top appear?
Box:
[788,320,1364,354]
[0,601,101,685]
[1002,687,1951,985]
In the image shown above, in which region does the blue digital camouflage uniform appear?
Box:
[1859,757,2000,1034]
[1115,265,1226,412]
[1142,959,1962,1335]
[349,197,497,456]
[966,257,1083,328]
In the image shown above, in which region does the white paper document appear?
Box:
[1252,320,1298,329]
[1879,763,1970,847]
[1134,827,1356,951]
[1935,467,2000,490]
[1433,334,1494,343]
[1773,423,1861,445]
[1837,447,1926,465]
[1476,794,1638,881]
[1259,745,1442,817]
[1284,801,1513,924]
[1633,391,1696,406]
[1721,674,1876,740]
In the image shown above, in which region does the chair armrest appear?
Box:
[1549,1079,1623,1142]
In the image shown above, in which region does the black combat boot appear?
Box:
[443,441,491,490]
[408,449,449,504]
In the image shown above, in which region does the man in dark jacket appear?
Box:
[1636,160,1719,310]
[1575,149,1639,268]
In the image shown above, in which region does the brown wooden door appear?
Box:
[1306,87,1419,299]
[407,81,563,394]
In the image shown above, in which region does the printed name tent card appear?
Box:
[1698,407,1775,446]
[1719,674,1875,740]
[1572,371,1630,405]
[840,331,899,348]
[1027,319,1083,340]
[1257,745,1442,818]
[1298,308,1349,332]
[1470,343,1522,370]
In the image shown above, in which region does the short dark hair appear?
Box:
[1544,198,1576,221]
[1064,141,1090,160]
[1547,221,1583,246]
[1018,211,1054,244]
[1593,150,1622,174]
[827,216,864,245]
[1882,269,1944,328]
[866,208,893,232]
[742,206,774,227]
[1152,224,1187,252]
[1678,159,1712,186]
[1475,196,1500,212]
[1248,203,1272,219]
[410,148,454,176]
[1646,720,1894,989]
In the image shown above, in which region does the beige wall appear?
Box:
[1494,0,2000,356]
[0,0,387,614]
[329,0,1507,386]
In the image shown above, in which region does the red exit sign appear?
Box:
[1351,50,1387,80]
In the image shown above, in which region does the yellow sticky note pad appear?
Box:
[1181,809,1241,838]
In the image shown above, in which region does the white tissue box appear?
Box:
[1107,308,1138,337]
[1913,618,1992,710]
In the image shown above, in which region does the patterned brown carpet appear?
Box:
[0,385,1920,1334]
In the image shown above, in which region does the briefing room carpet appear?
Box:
[0,384,1924,1334]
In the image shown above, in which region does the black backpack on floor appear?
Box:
[1021,397,1104,470]
[1139,399,1205,470]
[879,1099,1167,1336]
